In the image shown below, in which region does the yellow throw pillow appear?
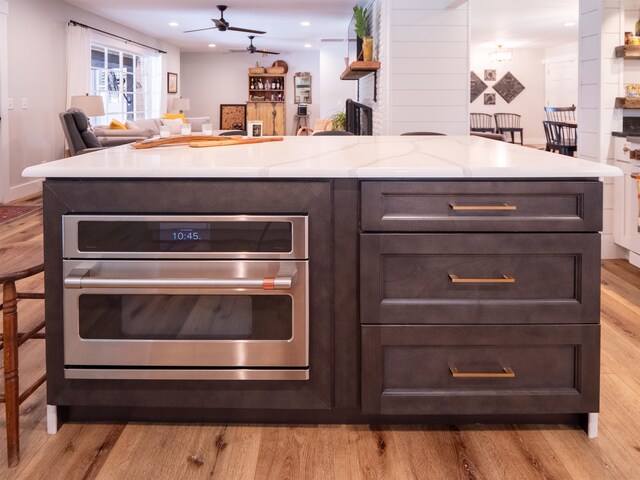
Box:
[109,119,126,130]
[162,113,186,123]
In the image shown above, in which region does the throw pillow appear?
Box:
[161,118,183,135]
[109,119,126,130]
[125,120,141,130]
[162,113,186,123]
[187,117,210,133]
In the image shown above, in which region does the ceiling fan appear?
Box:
[184,5,266,34]
[230,36,280,55]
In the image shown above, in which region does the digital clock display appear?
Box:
[158,223,211,242]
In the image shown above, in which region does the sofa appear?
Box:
[93,116,211,144]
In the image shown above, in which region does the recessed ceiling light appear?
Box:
[564,22,576,27]
[300,21,311,27]
[208,44,216,48]
[304,43,312,48]
[169,21,179,27]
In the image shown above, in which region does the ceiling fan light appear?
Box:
[169,21,179,27]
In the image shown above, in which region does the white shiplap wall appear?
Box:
[388,0,469,135]
[579,0,624,259]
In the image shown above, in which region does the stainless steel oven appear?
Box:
[62,215,308,381]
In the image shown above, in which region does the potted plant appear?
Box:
[353,5,373,62]
[331,111,347,131]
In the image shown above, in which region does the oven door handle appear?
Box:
[64,268,295,290]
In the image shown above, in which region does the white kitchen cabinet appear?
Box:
[613,140,640,267]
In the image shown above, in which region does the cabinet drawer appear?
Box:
[360,233,600,324]
[361,181,602,232]
[361,324,600,415]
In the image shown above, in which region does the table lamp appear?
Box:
[70,94,105,131]
[173,97,190,114]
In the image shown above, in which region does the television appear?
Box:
[345,99,373,136]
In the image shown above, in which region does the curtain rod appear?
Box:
[68,20,167,54]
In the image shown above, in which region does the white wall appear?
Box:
[386,0,469,135]
[319,42,357,121]
[470,47,546,144]
[579,0,624,259]
[544,42,579,109]
[0,0,9,203]
[180,52,320,135]
[3,0,180,202]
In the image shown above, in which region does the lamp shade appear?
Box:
[70,95,105,117]
[172,97,191,112]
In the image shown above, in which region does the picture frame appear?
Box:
[484,69,497,81]
[167,72,178,94]
[247,120,263,138]
[484,93,496,105]
[219,104,247,130]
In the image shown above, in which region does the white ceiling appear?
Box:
[62,0,579,54]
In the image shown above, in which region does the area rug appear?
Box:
[0,205,41,224]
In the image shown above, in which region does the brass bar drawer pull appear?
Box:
[449,203,517,211]
[449,274,515,284]
[449,366,515,378]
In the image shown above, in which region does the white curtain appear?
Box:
[66,24,91,108]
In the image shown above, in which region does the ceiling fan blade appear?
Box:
[229,49,247,53]
[183,26,217,33]
[228,26,267,34]
[255,49,280,55]
[212,19,226,29]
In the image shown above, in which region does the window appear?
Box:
[90,43,161,123]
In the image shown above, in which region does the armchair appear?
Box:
[60,108,151,156]
[59,108,105,156]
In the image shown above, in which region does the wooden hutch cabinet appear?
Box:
[247,73,286,136]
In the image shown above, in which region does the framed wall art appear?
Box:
[470,71,488,103]
[167,72,178,94]
[484,69,497,81]
[484,93,496,105]
[219,104,247,130]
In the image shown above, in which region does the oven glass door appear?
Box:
[63,260,308,368]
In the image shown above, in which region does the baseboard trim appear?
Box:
[4,178,42,203]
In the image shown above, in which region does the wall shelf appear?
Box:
[340,61,381,102]
[615,97,640,109]
[340,61,381,80]
[615,45,640,58]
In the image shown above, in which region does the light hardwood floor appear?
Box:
[1,201,640,479]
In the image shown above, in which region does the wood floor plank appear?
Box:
[93,423,230,480]
[455,425,575,480]
[12,423,124,480]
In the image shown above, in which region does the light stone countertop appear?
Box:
[23,135,622,179]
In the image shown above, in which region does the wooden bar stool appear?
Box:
[0,240,46,467]
[293,114,309,135]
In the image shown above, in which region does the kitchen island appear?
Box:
[23,136,621,437]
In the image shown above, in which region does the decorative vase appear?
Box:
[362,36,373,62]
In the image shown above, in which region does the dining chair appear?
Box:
[544,105,576,123]
[470,113,495,133]
[312,130,355,136]
[543,120,577,156]
[400,132,446,136]
[494,113,523,145]
[220,130,247,136]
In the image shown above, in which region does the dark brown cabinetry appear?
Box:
[360,180,602,419]
[41,178,602,430]
[361,324,600,415]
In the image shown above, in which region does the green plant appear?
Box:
[331,111,347,131]
[353,5,369,39]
